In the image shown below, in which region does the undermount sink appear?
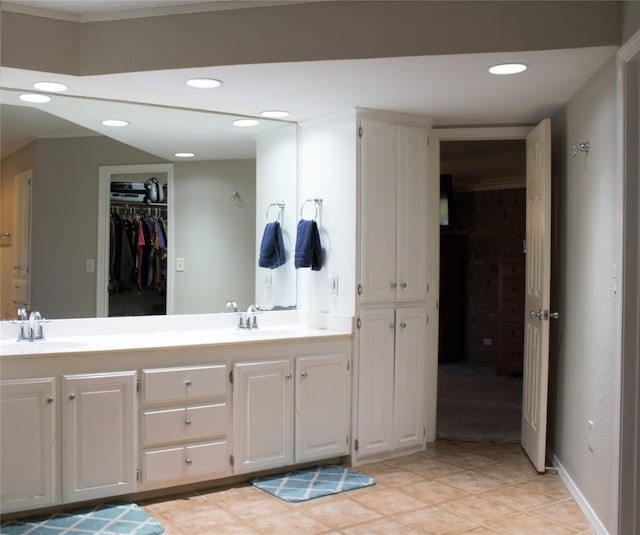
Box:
[1,338,89,355]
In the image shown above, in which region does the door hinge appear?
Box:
[354,438,359,451]
[356,317,361,329]
[359,126,363,138]
[523,239,527,255]
[136,468,141,482]
[229,454,234,467]
[427,136,430,146]
[229,370,234,384]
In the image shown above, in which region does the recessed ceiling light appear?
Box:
[260,110,290,118]
[174,152,195,158]
[101,119,129,127]
[186,78,223,89]
[33,81,68,92]
[488,63,527,75]
[19,93,51,103]
[233,119,260,127]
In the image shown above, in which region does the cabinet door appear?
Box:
[356,308,396,458]
[1,378,55,514]
[295,353,350,463]
[396,125,429,302]
[394,307,427,450]
[360,117,397,304]
[63,371,136,503]
[233,359,293,474]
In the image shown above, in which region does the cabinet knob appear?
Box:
[68,393,76,400]
[390,282,397,289]
[400,281,407,288]
[300,371,308,378]
[184,379,192,387]
[285,373,292,380]
[400,321,407,328]
[185,418,192,426]
[390,322,395,329]
[185,458,192,465]
[47,397,54,404]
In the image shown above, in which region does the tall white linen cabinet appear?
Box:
[354,110,434,463]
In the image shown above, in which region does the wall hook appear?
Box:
[572,142,590,157]
[231,191,244,206]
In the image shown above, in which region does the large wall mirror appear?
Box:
[0,89,298,320]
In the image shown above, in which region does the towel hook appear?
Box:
[300,198,323,220]
[266,201,285,223]
[572,142,590,157]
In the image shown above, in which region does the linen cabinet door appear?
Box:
[232,359,293,474]
[356,308,395,459]
[393,307,427,450]
[1,378,56,514]
[359,116,397,304]
[62,371,136,503]
[395,125,429,303]
[295,353,350,463]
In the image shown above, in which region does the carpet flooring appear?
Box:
[436,363,522,443]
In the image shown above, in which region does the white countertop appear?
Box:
[0,311,353,358]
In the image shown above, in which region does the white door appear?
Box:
[63,371,137,502]
[521,119,553,472]
[232,359,293,474]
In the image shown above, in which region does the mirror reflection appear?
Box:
[0,90,298,320]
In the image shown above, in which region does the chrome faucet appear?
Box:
[14,308,45,341]
[240,304,260,330]
[225,300,239,313]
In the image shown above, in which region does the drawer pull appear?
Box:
[185,418,192,426]
[47,397,54,404]
[300,371,308,378]
[68,393,76,400]
[185,458,192,465]
[184,379,192,387]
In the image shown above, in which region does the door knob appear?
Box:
[529,310,542,320]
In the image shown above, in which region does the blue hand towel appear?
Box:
[295,219,322,271]
[259,221,286,269]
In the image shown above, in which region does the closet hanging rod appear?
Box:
[111,201,167,207]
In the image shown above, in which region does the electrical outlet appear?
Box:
[86,258,95,273]
[329,276,339,296]
[587,420,595,452]
[482,338,492,346]
[176,258,185,272]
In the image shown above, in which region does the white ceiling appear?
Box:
[0,0,618,161]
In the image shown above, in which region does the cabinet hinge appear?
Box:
[523,239,527,255]
[347,360,350,371]
[229,454,235,467]
[356,317,361,329]
[358,126,363,138]
[427,315,429,325]
[427,283,429,293]
[347,435,350,446]
[136,468,141,482]
[424,428,426,437]
[229,370,234,384]
[357,283,363,295]
[427,136,430,146]
[354,438,359,451]
[136,379,140,393]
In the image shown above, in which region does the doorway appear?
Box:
[436,139,527,443]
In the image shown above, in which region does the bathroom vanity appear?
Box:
[0,312,352,514]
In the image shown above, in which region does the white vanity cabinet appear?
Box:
[62,371,137,503]
[139,364,230,487]
[233,350,350,474]
[0,377,56,514]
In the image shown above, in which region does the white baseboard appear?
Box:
[552,454,609,535]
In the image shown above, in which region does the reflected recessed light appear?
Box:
[233,119,260,127]
[260,110,290,118]
[19,93,52,103]
[488,63,527,75]
[102,119,129,127]
[186,78,223,89]
[33,81,68,92]
[174,152,195,158]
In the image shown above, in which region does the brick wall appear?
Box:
[441,187,525,370]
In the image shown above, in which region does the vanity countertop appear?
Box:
[0,311,353,358]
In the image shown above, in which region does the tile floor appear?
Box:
[140,441,595,534]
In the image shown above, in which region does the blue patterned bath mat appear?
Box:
[252,465,376,502]
[0,502,164,535]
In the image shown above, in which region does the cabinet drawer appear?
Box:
[142,403,226,447]
[500,301,524,323]
[142,441,228,483]
[142,365,226,403]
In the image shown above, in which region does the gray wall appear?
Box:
[549,56,619,532]
[623,0,640,42]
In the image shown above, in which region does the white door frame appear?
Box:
[96,163,174,317]
[426,126,530,441]
[616,28,640,535]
